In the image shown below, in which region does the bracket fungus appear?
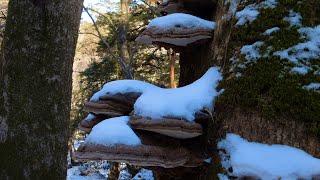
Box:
[135,13,215,51]
[129,115,203,139]
[75,67,222,169]
[75,144,191,168]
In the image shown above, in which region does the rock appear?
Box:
[129,115,203,139]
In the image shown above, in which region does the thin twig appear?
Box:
[83,5,133,79]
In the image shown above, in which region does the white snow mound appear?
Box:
[84,116,141,146]
[147,13,216,30]
[90,80,159,101]
[134,67,223,121]
[218,133,320,179]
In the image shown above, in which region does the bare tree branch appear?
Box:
[78,32,100,38]
[83,5,133,79]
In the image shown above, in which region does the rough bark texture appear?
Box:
[216,107,320,158]
[0,0,82,179]
[173,0,320,179]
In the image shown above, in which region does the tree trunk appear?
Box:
[170,50,176,88]
[0,0,82,179]
[118,0,132,79]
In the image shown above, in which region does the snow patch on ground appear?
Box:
[67,166,107,180]
[133,168,155,180]
[84,116,141,146]
[218,133,320,179]
[147,13,216,30]
[134,67,223,121]
[236,0,277,26]
[90,80,159,101]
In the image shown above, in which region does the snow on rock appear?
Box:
[134,67,223,121]
[303,83,320,91]
[133,168,154,180]
[236,0,277,26]
[84,116,141,146]
[274,25,320,74]
[218,133,320,179]
[90,80,159,101]
[283,10,302,27]
[147,13,216,30]
[240,41,264,61]
[263,27,280,35]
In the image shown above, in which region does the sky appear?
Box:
[81,0,120,22]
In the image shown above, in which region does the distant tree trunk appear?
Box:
[117,0,132,79]
[170,50,176,88]
[0,0,82,179]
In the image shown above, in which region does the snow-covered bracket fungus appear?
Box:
[75,116,194,168]
[135,13,216,51]
[75,67,223,168]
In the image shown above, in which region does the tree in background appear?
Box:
[0,0,82,179]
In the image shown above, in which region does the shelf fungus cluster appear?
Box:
[135,8,215,51]
[74,67,223,168]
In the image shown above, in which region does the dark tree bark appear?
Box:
[0,0,82,179]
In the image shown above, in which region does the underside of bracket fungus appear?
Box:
[158,0,187,15]
[75,144,190,168]
[129,115,203,139]
[75,67,222,168]
[135,13,215,51]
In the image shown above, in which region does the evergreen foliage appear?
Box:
[219,0,320,136]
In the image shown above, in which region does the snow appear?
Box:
[217,173,229,180]
[84,116,141,146]
[223,0,239,20]
[274,25,320,74]
[147,13,216,30]
[303,83,320,91]
[134,67,223,121]
[235,4,260,26]
[263,27,280,35]
[218,133,320,179]
[67,166,107,180]
[235,0,277,26]
[240,41,264,61]
[290,66,310,75]
[90,80,159,101]
[133,169,154,180]
[283,10,302,27]
[84,114,96,121]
